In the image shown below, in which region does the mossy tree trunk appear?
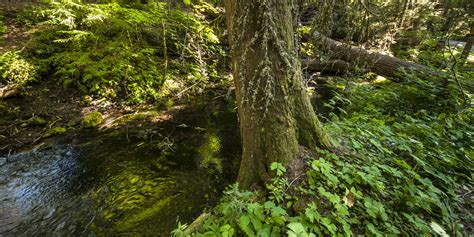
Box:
[224,0,333,189]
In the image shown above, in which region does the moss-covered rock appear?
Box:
[82,112,103,128]
[44,127,67,138]
[26,116,47,126]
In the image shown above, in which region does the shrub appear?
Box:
[0,51,38,86]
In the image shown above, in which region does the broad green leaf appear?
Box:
[270,162,286,176]
[430,222,448,237]
[183,0,192,6]
[321,218,336,234]
[239,215,254,236]
[287,222,307,237]
[220,225,234,237]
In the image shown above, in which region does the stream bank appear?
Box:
[0,93,241,236]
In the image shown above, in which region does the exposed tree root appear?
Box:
[0,84,21,99]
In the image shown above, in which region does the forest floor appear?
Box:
[0,4,38,53]
[0,7,131,155]
[0,6,85,154]
[0,8,221,156]
[0,3,230,157]
[1,81,85,154]
[1,2,472,235]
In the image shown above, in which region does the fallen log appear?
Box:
[184,212,210,235]
[310,31,448,82]
[301,59,351,74]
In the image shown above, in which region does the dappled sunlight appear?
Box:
[197,132,222,174]
[373,75,388,84]
[0,50,38,87]
[0,99,240,235]
[1,0,472,236]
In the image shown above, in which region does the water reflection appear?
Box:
[0,102,240,236]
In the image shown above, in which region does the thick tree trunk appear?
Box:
[224,0,333,189]
[310,31,447,82]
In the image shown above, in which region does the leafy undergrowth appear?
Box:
[174,74,473,236]
[0,50,38,86]
[0,14,6,35]
[9,0,225,103]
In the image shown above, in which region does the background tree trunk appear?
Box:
[224,0,333,189]
[460,23,473,65]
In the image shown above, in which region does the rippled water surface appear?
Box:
[0,103,240,236]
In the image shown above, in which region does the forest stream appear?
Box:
[1,1,473,236]
[0,100,240,236]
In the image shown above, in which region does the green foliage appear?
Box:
[44,126,67,137]
[0,51,38,86]
[321,75,473,235]
[176,183,289,237]
[27,0,224,103]
[394,37,472,71]
[177,71,473,236]
[47,46,165,101]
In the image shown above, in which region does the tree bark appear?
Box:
[440,0,454,36]
[301,59,351,74]
[310,31,447,82]
[397,0,409,29]
[224,0,333,189]
[460,23,473,65]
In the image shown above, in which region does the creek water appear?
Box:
[0,101,240,236]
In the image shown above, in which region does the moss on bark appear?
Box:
[225,0,334,189]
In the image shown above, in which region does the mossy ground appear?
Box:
[0,1,229,155]
[1,1,472,236]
